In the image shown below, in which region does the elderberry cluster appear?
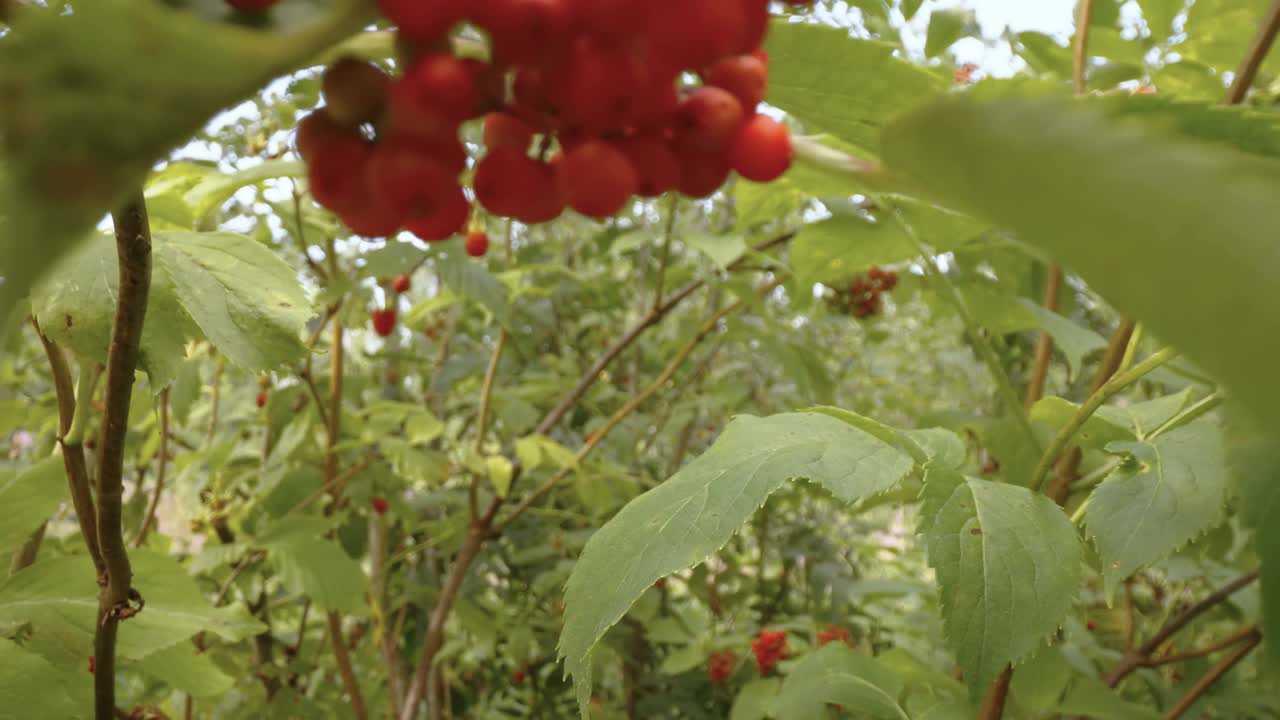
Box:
[707,650,736,683]
[751,629,788,674]
[296,0,813,243]
[827,267,899,319]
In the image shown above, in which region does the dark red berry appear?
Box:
[377,0,465,42]
[256,391,267,409]
[392,273,412,294]
[562,140,637,218]
[728,114,792,183]
[371,497,389,514]
[673,86,746,154]
[465,231,490,257]
[371,309,398,337]
[322,57,390,128]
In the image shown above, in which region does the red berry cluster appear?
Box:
[751,630,788,674]
[828,267,899,319]
[298,0,811,241]
[707,650,736,683]
[816,624,851,647]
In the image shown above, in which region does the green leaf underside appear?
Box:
[32,231,310,387]
[881,95,1280,433]
[771,644,909,720]
[0,457,66,550]
[0,551,264,662]
[925,471,1083,700]
[0,638,81,720]
[559,412,914,712]
[134,641,235,699]
[1223,412,1280,661]
[0,0,369,330]
[1086,419,1229,594]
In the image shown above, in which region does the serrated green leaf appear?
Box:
[266,535,366,615]
[925,476,1082,700]
[434,242,512,327]
[0,551,264,661]
[1086,418,1228,594]
[0,637,81,720]
[134,640,234,698]
[1030,397,1133,452]
[187,159,306,223]
[0,456,64,550]
[0,0,370,331]
[925,9,976,58]
[1020,301,1108,378]
[882,95,1280,433]
[767,22,942,155]
[559,412,913,712]
[771,644,908,720]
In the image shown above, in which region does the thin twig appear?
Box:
[1224,0,1280,104]
[1024,264,1063,410]
[652,196,679,311]
[133,388,170,547]
[326,612,369,720]
[95,196,153,720]
[1072,0,1096,96]
[1144,624,1259,667]
[1032,347,1178,492]
[1164,630,1262,719]
[471,330,508,520]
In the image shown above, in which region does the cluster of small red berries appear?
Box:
[816,624,851,647]
[828,267,899,319]
[297,0,811,242]
[707,650,736,683]
[751,629,788,674]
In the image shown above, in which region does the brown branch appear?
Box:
[1024,263,1063,410]
[1224,0,1280,104]
[534,230,794,437]
[1072,0,1096,95]
[1164,629,1262,720]
[326,612,369,720]
[133,388,169,547]
[95,196,152,720]
[978,666,1014,720]
[1143,624,1259,667]
[1105,570,1259,687]
[34,323,105,577]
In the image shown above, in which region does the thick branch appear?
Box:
[1224,0,1280,104]
[95,196,153,720]
[326,612,369,720]
[978,666,1014,720]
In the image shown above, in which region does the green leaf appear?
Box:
[133,641,234,698]
[1140,0,1187,40]
[925,9,976,58]
[1020,301,1108,378]
[683,232,748,269]
[0,457,64,550]
[1057,676,1163,719]
[186,159,306,223]
[925,474,1083,700]
[33,231,310,387]
[0,0,370,330]
[901,0,925,20]
[434,242,512,327]
[1013,32,1073,77]
[0,551,264,661]
[1085,418,1228,594]
[730,678,781,720]
[881,95,1280,433]
[559,412,914,711]
[486,455,515,499]
[260,517,366,614]
[1182,0,1278,72]
[1009,646,1072,714]
[794,201,981,284]
[772,645,908,720]
[1224,412,1280,662]
[0,637,81,720]
[766,22,942,154]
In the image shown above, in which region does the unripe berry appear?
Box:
[391,273,411,294]
[465,231,490,258]
[322,58,390,129]
[727,114,793,183]
[562,140,638,218]
[371,309,398,337]
[673,87,746,154]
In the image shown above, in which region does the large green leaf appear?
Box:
[771,644,909,720]
[0,0,370,330]
[32,231,311,387]
[1085,418,1228,594]
[434,240,513,328]
[260,516,366,615]
[925,8,976,59]
[0,551,264,661]
[924,472,1083,699]
[1224,411,1280,661]
[133,640,235,699]
[881,95,1280,433]
[559,412,914,711]
[0,638,82,720]
[766,22,942,155]
[0,456,64,551]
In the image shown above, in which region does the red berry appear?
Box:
[673,86,746,154]
[728,114,792,183]
[562,140,638,218]
[751,630,788,674]
[366,141,467,241]
[465,231,490,258]
[512,668,527,684]
[371,309,398,337]
[647,0,753,69]
[392,273,412,294]
[676,150,731,199]
[88,656,95,674]
[322,57,390,129]
[403,184,469,242]
[703,53,768,111]
[256,391,267,409]
[371,497,389,515]
[1087,620,1098,631]
[707,650,736,683]
[474,148,566,223]
[306,134,374,214]
[570,0,647,38]
[226,0,278,11]
[377,0,464,42]
[816,624,851,647]
[388,53,480,136]
[618,136,681,198]
[559,42,647,132]
[483,112,535,152]
[474,0,573,66]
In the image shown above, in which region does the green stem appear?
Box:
[1030,348,1179,492]
[1148,392,1223,440]
[64,363,101,446]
